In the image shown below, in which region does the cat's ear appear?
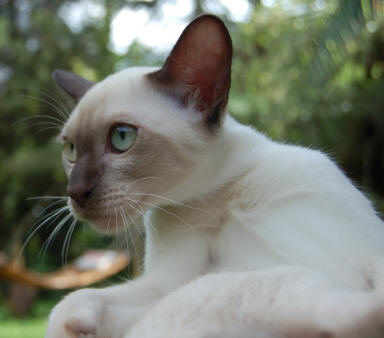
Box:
[52,69,95,102]
[147,15,232,128]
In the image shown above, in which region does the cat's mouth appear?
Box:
[68,197,143,234]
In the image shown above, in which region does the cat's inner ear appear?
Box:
[147,15,233,127]
[52,69,95,102]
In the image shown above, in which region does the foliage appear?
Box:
[230,0,384,203]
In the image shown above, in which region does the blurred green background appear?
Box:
[1,0,384,337]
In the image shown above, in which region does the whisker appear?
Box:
[33,126,62,136]
[126,198,165,251]
[26,204,69,237]
[27,196,68,201]
[108,207,113,235]
[128,176,165,186]
[124,199,144,234]
[15,114,65,126]
[102,207,112,235]
[128,192,202,211]
[138,200,196,233]
[18,86,70,119]
[14,119,63,135]
[40,212,73,259]
[18,205,69,259]
[120,207,139,259]
[62,217,77,265]
[114,207,118,236]
[17,121,63,129]
[34,87,71,119]
[34,199,68,219]
[18,94,68,122]
[118,208,128,249]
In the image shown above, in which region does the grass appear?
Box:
[0,317,47,338]
[0,297,59,338]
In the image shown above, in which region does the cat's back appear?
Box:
[242,132,376,219]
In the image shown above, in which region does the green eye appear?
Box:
[63,141,77,162]
[110,125,137,152]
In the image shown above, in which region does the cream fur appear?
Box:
[46,66,384,338]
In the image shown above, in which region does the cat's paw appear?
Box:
[313,295,384,338]
[335,299,384,338]
[45,288,103,338]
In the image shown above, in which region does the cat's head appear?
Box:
[53,15,232,232]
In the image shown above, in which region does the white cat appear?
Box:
[45,15,384,338]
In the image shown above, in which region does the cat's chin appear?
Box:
[69,200,138,234]
[87,219,115,234]
[75,212,121,234]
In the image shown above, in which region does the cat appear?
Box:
[45,14,384,338]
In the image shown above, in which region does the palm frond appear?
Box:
[310,0,384,83]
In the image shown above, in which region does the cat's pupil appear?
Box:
[119,130,125,139]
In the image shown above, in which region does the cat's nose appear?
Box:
[68,183,93,208]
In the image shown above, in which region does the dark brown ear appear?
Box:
[52,69,95,102]
[147,15,232,128]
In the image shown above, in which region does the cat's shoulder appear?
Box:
[227,117,338,176]
[266,141,336,172]
[227,119,354,203]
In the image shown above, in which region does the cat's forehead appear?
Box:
[60,67,200,141]
[61,68,156,136]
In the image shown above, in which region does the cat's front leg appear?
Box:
[126,267,384,338]
[45,227,209,338]
[45,277,163,338]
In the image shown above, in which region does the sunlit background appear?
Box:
[1,1,384,337]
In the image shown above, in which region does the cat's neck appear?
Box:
[146,118,268,239]
[167,115,268,206]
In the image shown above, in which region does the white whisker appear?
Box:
[35,87,71,119]
[19,86,70,119]
[124,199,144,234]
[19,94,68,122]
[18,121,63,129]
[120,207,139,260]
[139,200,196,233]
[41,212,73,258]
[129,176,165,186]
[126,198,165,251]
[62,217,77,265]
[103,207,113,235]
[33,126,62,135]
[114,207,118,236]
[128,192,202,211]
[31,198,67,219]
[27,196,68,201]
[119,207,129,249]
[18,205,69,259]
[15,114,65,126]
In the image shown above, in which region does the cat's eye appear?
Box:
[110,125,137,152]
[63,141,77,162]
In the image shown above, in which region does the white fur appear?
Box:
[46,67,384,338]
